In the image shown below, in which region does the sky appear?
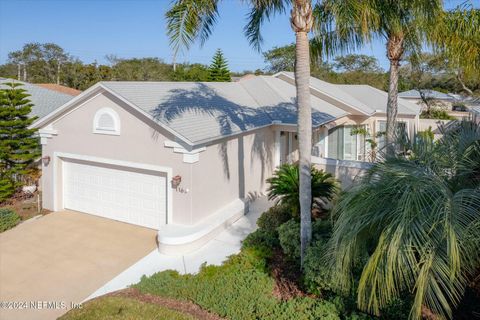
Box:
[0,0,474,72]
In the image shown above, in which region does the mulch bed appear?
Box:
[103,288,225,320]
[0,191,50,221]
[269,249,306,300]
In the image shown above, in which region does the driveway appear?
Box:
[0,211,157,320]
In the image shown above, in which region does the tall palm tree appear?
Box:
[313,0,443,156]
[327,119,480,320]
[165,0,315,264]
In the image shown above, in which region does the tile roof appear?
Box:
[398,89,454,100]
[36,83,82,96]
[0,78,75,120]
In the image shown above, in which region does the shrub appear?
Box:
[303,239,334,295]
[0,208,20,232]
[135,247,341,320]
[278,218,334,262]
[256,204,292,233]
[277,219,301,261]
[242,228,278,252]
[267,164,339,218]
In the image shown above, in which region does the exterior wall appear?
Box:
[41,91,276,227]
[312,156,372,188]
[190,128,275,224]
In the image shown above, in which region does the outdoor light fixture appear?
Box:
[42,156,51,166]
[171,175,182,188]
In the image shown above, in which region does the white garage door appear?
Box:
[63,160,166,229]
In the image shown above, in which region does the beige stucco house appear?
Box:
[32,72,420,253]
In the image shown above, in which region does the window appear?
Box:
[93,108,120,135]
[377,120,407,151]
[327,125,366,161]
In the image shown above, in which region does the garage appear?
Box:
[62,159,167,229]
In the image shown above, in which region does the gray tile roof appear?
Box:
[0,78,75,120]
[398,89,453,100]
[337,84,420,115]
[102,78,348,144]
[278,72,420,116]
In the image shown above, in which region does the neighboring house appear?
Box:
[36,83,82,96]
[0,78,77,121]
[31,72,420,253]
[399,89,456,110]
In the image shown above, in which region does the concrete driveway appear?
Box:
[0,211,157,320]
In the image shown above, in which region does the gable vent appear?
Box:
[98,113,115,130]
[93,108,120,135]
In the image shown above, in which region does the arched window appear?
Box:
[93,108,120,135]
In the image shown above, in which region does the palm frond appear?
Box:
[244,0,286,51]
[166,0,220,58]
[327,119,480,320]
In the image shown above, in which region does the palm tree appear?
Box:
[327,119,480,320]
[165,0,315,265]
[313,0,443,156]
[266,163,338,218]
[430,5,480,95]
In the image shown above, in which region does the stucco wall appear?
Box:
[41,91,275,226]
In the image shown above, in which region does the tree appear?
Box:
[208,49,231,81]
[7,43,70,83]
[327,119,480,320]
[263,44,296,73]
[267,163,338,218]
[333,54,381,73]
[166,0,315,265]
[0,83,40,202]
[314,0,443,156]
[431,5,480,96]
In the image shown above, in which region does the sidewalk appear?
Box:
[86,196,272,300]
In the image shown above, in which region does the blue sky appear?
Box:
[0,0,473,72]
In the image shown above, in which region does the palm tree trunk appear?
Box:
[385,35,404,157]
[291,0,313,266]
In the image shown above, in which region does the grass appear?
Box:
[58,296,195,320]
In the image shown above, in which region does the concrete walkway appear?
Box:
[87,196,272,300]
[0,211,157,320]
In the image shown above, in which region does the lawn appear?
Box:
[59,296,196,320]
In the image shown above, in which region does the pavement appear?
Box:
[0,196,272,320]
[87,196,272,300]
[0,211,157,320]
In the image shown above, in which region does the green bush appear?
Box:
[242,228,279,251]
[278,219,334,262]
[277,219,301,261]
[256,204,292,233]
[0,208,20,232]
[303,239,334,295]
[135,247,341,320]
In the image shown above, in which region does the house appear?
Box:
[31,72,420,254]
[0,78,77,121]
[399,89,456,109]
[36,83,82,96]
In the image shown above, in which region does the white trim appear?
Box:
[274,130,281,167]
[53,152,173,226]
[38,124,58,145]
[164,140,206,163]
[93,107,121,135]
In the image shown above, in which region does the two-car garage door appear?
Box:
[63,160,167,229]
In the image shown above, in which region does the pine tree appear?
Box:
[0,82,40,202]
[208,49,232,82]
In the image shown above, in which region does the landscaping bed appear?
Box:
[59,295,198,320]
